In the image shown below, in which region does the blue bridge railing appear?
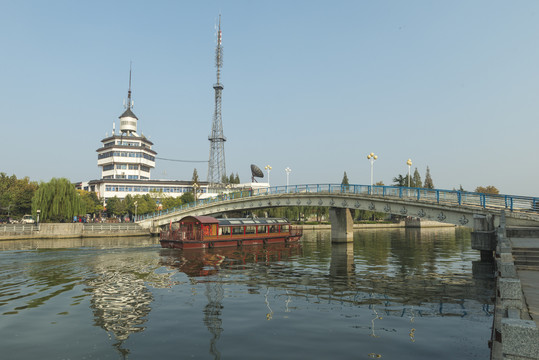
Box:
[136,184,539,222]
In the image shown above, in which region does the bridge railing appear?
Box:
[136,184,539,222]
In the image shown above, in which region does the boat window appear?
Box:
[219,226,230,236]
[245,226,256,234]
[269,225,278,233]
[257,226,267,234]
[232,226,244,235]
[281,225,289,232]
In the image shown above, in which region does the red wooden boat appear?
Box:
[159,216,303,249]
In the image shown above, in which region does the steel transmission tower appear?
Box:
[207,15,226,184]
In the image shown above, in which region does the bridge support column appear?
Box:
[471,214,496,261]
[329,208,353,243]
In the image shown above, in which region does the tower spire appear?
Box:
[207,15,227,184]
[127,61,133,109]
[119,63,138,135]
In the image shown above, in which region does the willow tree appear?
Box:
[31,178,85,222]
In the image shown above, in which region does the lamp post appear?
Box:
[36,209,40,228]
[406,158,412,197]
[406,159,412,188]
[285,167,292,190]
[265,165,272,188]
[134,201,138,222]
[367,153,378,187]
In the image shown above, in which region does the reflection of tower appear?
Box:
[203,281,224,359]
[87,253,175,357]
[207,15,227,184]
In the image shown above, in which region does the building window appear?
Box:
[128,175,138,180]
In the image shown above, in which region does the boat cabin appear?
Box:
[160,216,302,249]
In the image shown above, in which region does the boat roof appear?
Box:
[180,216,220,224]
[218,218,289,226]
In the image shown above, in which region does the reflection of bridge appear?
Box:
[137,184,539,239]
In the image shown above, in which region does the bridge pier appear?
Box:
[329,208,353,243]
[471,214,496,261]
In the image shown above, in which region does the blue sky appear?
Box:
[2,1,539,196]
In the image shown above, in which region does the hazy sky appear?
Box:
[2,1,539,196]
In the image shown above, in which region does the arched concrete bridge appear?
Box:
[137,184,539,239]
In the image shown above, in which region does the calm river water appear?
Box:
[0,228,494,359]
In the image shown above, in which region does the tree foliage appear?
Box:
[221,172,240,184]
[424,166,434,189]
[31,178,84,222]
[77,190,103,217]
[412,168,422,188]
[475,185,499,194]
[393,174,406,187]
[0,173,38,218]
[341,171,349,185]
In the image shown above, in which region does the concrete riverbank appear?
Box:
[1,220,454,240]
[0,223,150,240]
[490,214,539,359]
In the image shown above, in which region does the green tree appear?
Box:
[424,166,434,189]
[78,190,102,217]
[475,185,499,194]
[181,192,195,204]
[234,173,240,184]
[412,168,422,188]
[393,174,406,187]
[31,178,84,222]
[0,173,38,218]
[229,173,235,184]
[341,171,349,185]
[192,168,199,184]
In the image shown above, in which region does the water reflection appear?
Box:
[159,243,302,360]
[0,229,494,359]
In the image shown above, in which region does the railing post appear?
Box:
[436,190,440,204]
[457,191,462,206]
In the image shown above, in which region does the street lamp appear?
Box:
[265,165,272,187]
[367,152,378,187]
[36,209,40,227]
[406,159,412,188]
[285,167,292,190]
[134,201,138,222]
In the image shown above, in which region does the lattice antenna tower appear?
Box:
[207,14,227,184]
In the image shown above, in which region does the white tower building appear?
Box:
[96,69,156,180]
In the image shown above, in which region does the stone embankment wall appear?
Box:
[0,223,150,240]
[491,212,539,360]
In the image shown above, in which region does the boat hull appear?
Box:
[160,234,300,250]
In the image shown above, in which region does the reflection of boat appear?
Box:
[159,242,302,277]
[160,216,303,249]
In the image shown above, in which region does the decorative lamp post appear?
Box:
[367,153,378,187]
[36,209,40,227]
[285,167,292,190]
[134,201,138,222]
[265,165,272,187]
[406,159,412,188]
